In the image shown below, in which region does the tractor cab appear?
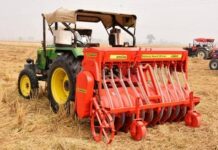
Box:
[192,38,215,50]
[34,8,137,71]
[42,8,137,49]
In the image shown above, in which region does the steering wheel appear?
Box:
[72,39,87,47]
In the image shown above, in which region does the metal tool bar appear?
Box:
[118,67,133,107]
[102,67,114,108]
[110,68,124,107]
[172,65,186,100]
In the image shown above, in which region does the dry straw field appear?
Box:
[0,41,218,150]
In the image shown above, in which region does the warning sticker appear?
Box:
[76,88,87,94]
[86,53,97,57]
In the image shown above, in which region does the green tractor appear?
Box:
[18,8,137,113]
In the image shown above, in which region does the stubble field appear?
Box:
[0,41,218,150]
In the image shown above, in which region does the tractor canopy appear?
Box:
[193,38,215,49]
[43,8,137,29]
[194,38,215,43]
[42,8,137,47]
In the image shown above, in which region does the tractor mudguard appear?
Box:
[36,46,84,70]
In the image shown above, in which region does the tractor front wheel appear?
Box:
[209,59,218,70]
[47,54,82,113]
[18,69,38,99]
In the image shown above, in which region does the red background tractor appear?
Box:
[209,48,218,70]
[183,38,215,59]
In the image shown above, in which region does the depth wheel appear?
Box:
[209,59,218,70]
[91,108,115,144]
[47,54,82,113]
[185,111,201,127]
[18,69,38,99]
[130,120,146,141]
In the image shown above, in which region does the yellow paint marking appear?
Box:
[110,55,127,60]
[141,54,182,59]
[86,53,97,57]
[76,88,87,94]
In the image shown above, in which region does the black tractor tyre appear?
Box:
[18,68,39,99]
[197,49,209,59]
[47,54,82,113]
[209,59,218,70]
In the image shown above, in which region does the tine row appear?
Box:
[101,63,191,130]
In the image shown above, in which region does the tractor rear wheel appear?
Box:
[18,68,39,99]
[209,59,218,70]
[197,50,208,59]
[47,54,82,113]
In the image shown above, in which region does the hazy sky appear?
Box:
[0,0,218,44]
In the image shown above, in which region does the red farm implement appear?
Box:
[18,8,201,144]
[76,47,201,143]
